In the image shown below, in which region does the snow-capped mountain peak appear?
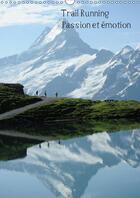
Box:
[33,21,64,49]
[120,45,134,55]
[30,20,69,50]
[0,20,140,100]
[30,26,51,49]
[112,45,134,60]
[29,20,97,59]
[109,45,134,67]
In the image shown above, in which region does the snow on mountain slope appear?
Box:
[68,62,108,98]
[18,54,98,94]
[0,130,140,198]
[68,49,114,98]
[0,20,103,96]
[93,46,140,100]
[30,26,51,49]
[0,20,140,99]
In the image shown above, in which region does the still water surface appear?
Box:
[0,129,140,198]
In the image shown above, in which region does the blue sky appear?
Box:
[0,3,139,58]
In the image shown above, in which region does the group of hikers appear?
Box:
[39,140,61,149]
[35,90,58,98]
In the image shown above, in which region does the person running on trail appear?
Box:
[55,92,58,98]
[36,90,39,96]
[44,91,47,97]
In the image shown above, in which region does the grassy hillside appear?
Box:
[0,84,41,113]
[1,98,140,129]
[16,98,140,120]
[0,135,41,160]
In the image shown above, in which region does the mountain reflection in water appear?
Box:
[0,129,140,198]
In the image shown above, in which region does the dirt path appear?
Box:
[0,130,48,141]
[0,97,54,121]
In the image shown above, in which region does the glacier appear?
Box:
[0,21,140,100]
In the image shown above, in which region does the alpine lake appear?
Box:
[0,119,140,198]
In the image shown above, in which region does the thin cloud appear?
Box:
[0,4,59,27]
[0,1,99,27]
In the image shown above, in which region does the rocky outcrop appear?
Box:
[0,83,24,95]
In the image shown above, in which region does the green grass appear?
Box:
[0,135,40,160]
[15,98,140,122]
[0,85,41,113]
[0,118,140,141]
[1,98,140,133]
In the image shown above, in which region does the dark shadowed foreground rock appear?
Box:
[0,83,24,95]
[0,83,41,113]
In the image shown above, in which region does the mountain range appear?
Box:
[0,130,140,198]
[0,21,140,100]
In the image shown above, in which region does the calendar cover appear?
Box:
[0,1,140,198]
